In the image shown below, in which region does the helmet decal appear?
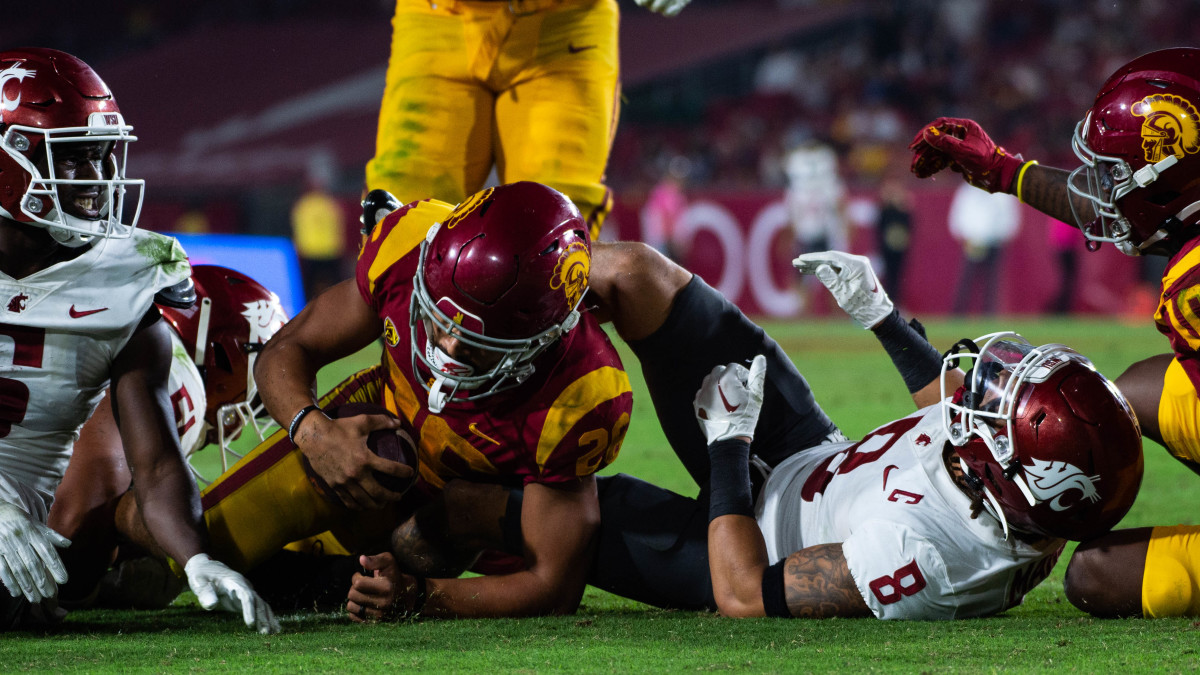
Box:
[0,62,34,116]
[1024,458,1101,511]
[241,297,286,344]
[550,239,590,310]
[1132,94,1200,163]
[382,316,400,347]
[443,187,495,230]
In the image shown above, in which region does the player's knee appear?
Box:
[1063,539,1143,618]
[1063,544,1110,613]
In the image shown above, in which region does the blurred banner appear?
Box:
[604,186,1147,318]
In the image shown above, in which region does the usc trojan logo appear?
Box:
[1024,458,1100,511]
[0,62,34,119]
[443,188,495,230]
[550,241,590,309]
[1132,94,1200,163]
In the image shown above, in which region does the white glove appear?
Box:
[793,251,894,329]
[632,0,691,17]
[184,554,281,635]
[0,501,69,604]
[693,355,766,445]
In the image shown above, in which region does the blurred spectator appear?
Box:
[948,182,1020,315]
[639,157,691,262]
[1046,216,1080,314]
[875,177,913,308]
[785,142,847,255]
[290,157,348,300]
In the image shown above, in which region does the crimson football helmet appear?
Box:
[410,182,591,412]
[939,333,1143,541]
[159,265,288,481]
[0,48,143,247]
[1069,47,1200,254]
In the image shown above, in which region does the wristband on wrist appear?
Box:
[872,309,943,394]
[1015,160,1038,203]
[761,559,791,618]
[287,404,323,445]
[707,438,754,521]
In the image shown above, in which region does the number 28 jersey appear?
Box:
[756,405,1064,620]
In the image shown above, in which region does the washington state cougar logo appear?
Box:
[914,434,932,446]
[241,296,287,344]
[1024,458,1100,511]
[550,241,590,310]
[6,293,28,313]
[0,62,35,119]
[1132,93,1200,163]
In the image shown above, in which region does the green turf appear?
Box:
[5,316,1198,673]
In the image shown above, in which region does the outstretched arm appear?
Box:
[347,477,599,619]
[793,251,958,408]
[254,278,407,511]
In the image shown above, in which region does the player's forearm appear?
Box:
[134,455,206,565]
[420,567,587,618]
[707,515,769,617]
[1011,164,1095,227]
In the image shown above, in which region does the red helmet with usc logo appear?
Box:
[410,182,591,412]
[160,265,288,478]
[1069,48,1200,254]
[940,333,1143,541]
[0,48,143,247]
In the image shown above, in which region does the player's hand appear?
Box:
[908,117,1025,193]
[184,554,280,634]
[632,0,691,17]
[0,501,69,604]
[794,251,894,329]
[694,355,766,445]
[347,552,424,622]
[297,412,409,511]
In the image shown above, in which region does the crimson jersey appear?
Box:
[357,199,632,491]
[1155,237,1200,390]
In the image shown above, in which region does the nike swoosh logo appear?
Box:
[568,43,597,54]
[468,422,501,446]
[69,305,109,318]
[718,384,740,412]
[882,464,899,491]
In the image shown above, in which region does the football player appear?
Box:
[201,181,632,618]
[365,0,691,241]
[0,49,277,633]
[349,245,1143,620]
[908,47,1200,618]
[47,265,287,609]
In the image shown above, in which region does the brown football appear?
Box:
[301,402,418,497]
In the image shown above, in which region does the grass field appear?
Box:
[4,316,1199,673]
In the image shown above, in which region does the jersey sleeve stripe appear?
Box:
[535,366,632,471]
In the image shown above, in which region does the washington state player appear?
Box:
[415,247,1143,620]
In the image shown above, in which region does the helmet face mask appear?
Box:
[940,333,1143,541]
[0,50,144,247]
[407,182,591,413]
[1067,48,1200,255]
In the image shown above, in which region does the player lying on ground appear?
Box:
[348,246,1143,620]
[909,46,1200,618]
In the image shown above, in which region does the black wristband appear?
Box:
[287,404,322,445]
[761,559,790,617]
[707,438,754,521]
[871,309,943,394]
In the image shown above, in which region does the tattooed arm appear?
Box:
[708,515,871,618]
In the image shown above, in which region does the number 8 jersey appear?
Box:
[756,405,1064,620]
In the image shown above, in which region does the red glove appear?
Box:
[908,117,1025,194]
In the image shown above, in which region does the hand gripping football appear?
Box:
[303,402,419,497]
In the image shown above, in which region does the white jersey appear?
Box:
[166,329,207,458]
[0,231,191,502]
[756,405,1064,620]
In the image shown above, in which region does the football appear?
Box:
[301,402,419,498]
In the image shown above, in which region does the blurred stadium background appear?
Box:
[9,0,1197,318]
